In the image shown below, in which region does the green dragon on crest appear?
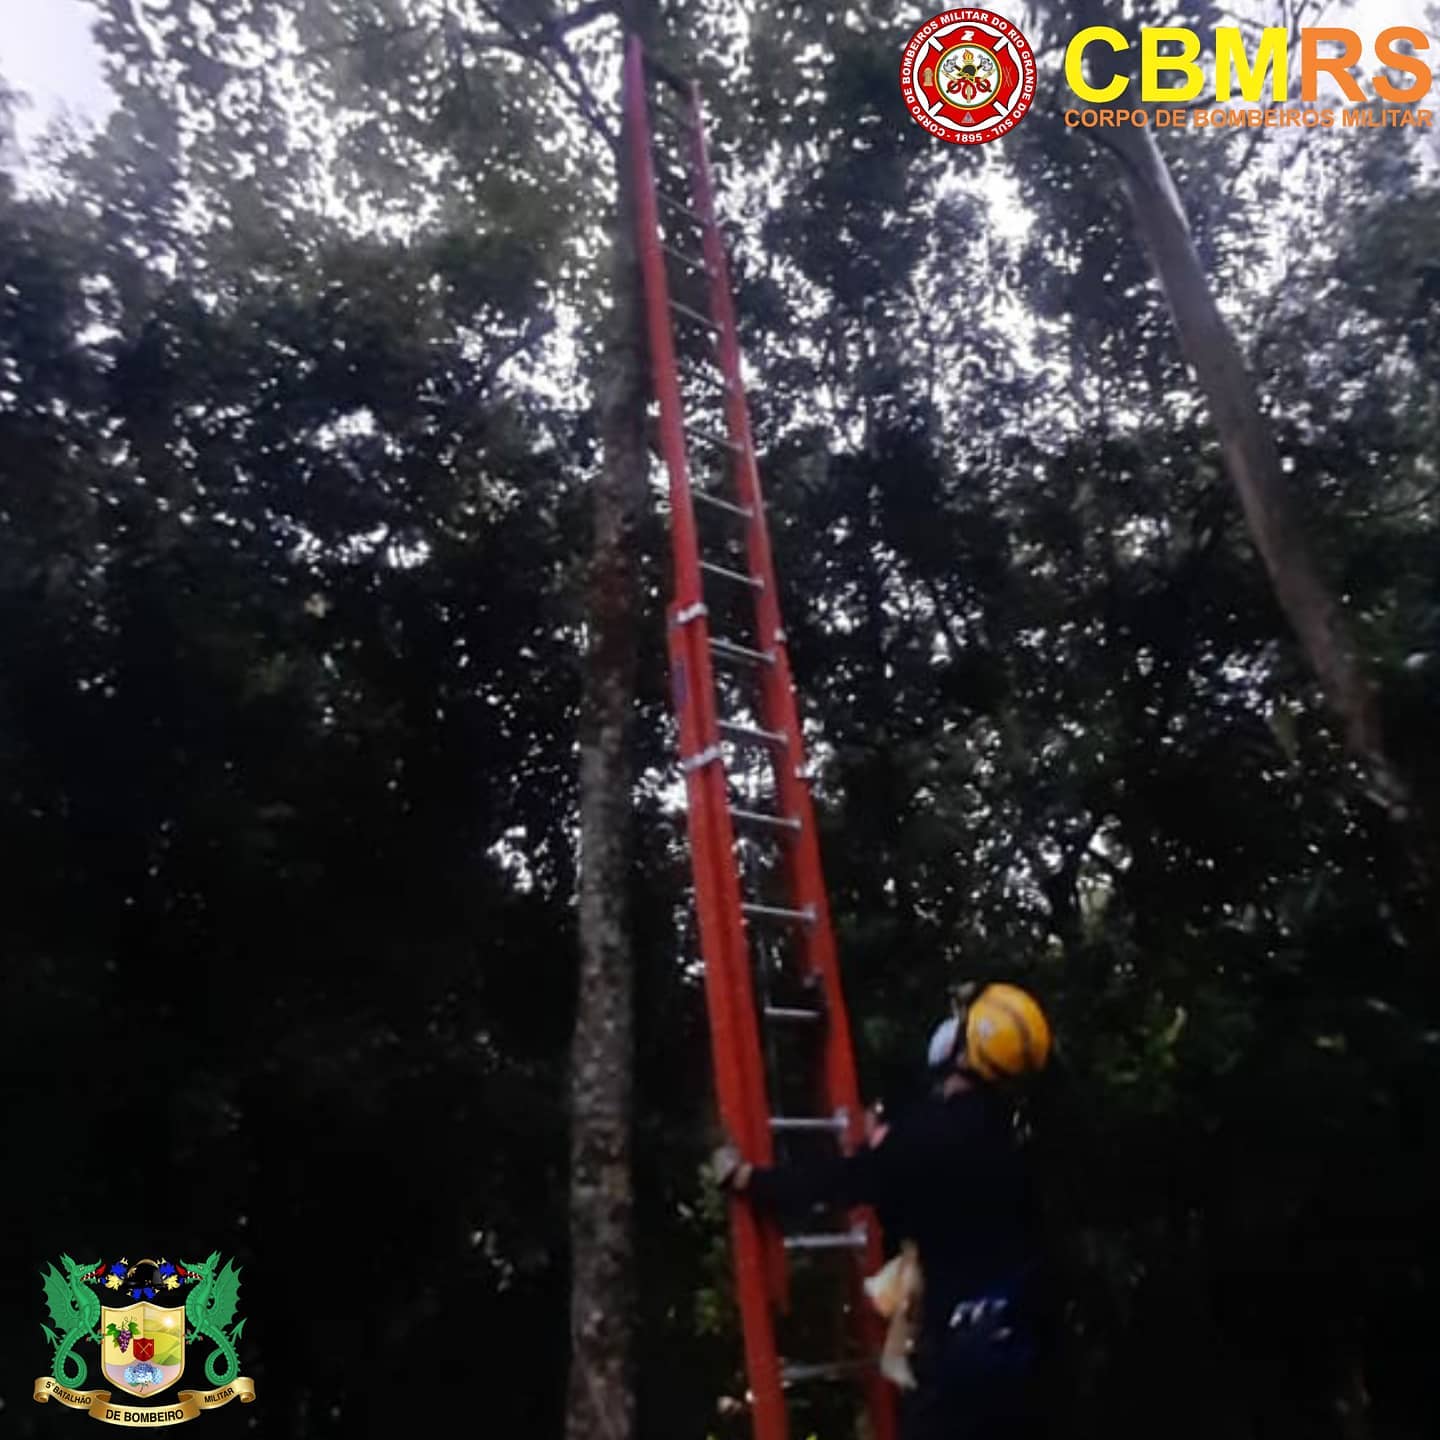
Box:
[40,1255,103,1388]
[181,1252,247,1386]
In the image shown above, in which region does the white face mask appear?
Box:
[926,1015,962,1070]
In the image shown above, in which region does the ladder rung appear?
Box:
[784,1227,867,1252]
[770,1112,845,1133]
[744,902,816,926]
[650,109,696,142]
[683,364,729,394]
[718,719,787,748]
[780,1359,874,1386]
[691,488,753,519]
[645,56,691,99]
[687,425,741,453]
[656,186,697,224]
[700,560,762,589]
[712,636,775,667]
[663,243,709,274]
[655,162,692,191]
[657,190,705,226]
[763,1004,823,1023]
[670,300,722,335]
[731,806,801,834]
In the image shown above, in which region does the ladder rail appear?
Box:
[684,104,896,1411]
[626,38,896,1440]
[624,47,701,615]
[625,34,776,1183]
[625,41,789,1440]
[686,84,869,1148]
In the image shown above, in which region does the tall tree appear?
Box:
[1058,3,1430,863]
[567,2,648,1434]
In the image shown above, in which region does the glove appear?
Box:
[864,1102,890,1148]
[710,1144,751,1192]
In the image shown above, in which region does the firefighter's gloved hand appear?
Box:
[710,1144,752,1192]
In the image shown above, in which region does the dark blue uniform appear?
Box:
[747,1085,1043,1440]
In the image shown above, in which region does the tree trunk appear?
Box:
[1332,1336,1374,1440]
[565,48,650,1440]
[1098,120,1415,824]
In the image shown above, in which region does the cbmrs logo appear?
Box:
[1067,24,1432,104]
[901,10,1039,144]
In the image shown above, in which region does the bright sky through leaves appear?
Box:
[0,0,112,149]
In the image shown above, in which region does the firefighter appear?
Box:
[713,982,1053,1440]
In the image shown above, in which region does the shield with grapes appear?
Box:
[101,1301,185,1397]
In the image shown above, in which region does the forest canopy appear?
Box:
[2,3,1436,1438]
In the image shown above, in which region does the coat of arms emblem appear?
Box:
[34,1253,255,1427]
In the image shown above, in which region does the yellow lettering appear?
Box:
[1142,27,1204,101]
[1067,26,1129,103]
[1216,26,1289,102]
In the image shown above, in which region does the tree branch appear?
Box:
[921,573,973,664]
[547,0,615,39]
[468,0,618,152]
[295,21,428,60]
[544,30,620,152]
[1164,0,1320,115]
[1347,478,1440,522]
[477,312,555,395]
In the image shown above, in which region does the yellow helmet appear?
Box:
[963,983,1052,1079]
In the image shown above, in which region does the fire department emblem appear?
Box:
[34,1254,255,1427]
[900,10,1037,145]
[101,1300,187,1397]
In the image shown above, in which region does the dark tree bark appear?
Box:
[565,8,651,1439]
[1068,3,1425,854]
[1101,124,1400,793]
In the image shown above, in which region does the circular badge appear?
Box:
[900,10,1038,145]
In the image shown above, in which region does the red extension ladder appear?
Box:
[623,38,897,1440]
